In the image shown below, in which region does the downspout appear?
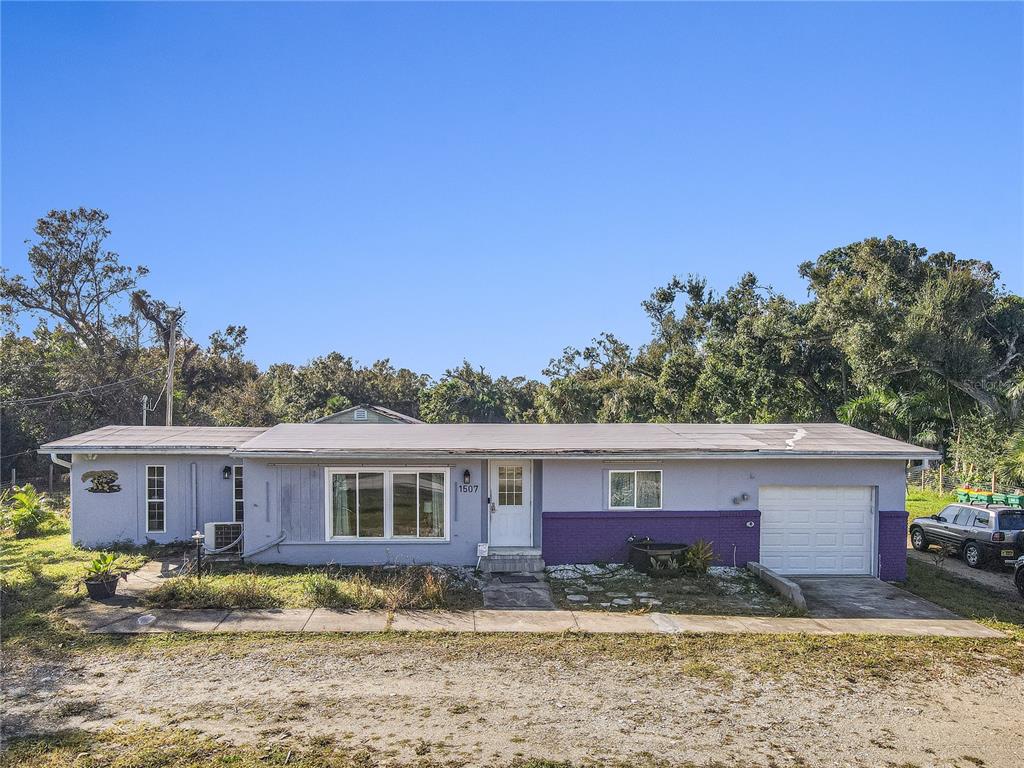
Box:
[49,453,71,469]
[190,462,198,534]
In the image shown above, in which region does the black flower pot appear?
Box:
[84,576,121,600]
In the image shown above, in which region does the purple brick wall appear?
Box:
[542,510,760,567]
[877,510,909,581]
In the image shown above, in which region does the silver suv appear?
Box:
[910,504,1024,568]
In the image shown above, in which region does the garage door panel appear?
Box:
[815,509,840,525]
[811,555,839,572]
[759,485,874,576]
[786,555,813,571]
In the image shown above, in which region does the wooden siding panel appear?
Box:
[278,464,325,542]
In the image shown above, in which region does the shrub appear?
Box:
[301,566,453,610]
[684,539,715,574]
[1,485,64,537]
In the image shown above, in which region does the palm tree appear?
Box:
[995,429,1024,488]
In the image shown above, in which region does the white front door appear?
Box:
[759,485,875,575]
[488,461,532,546]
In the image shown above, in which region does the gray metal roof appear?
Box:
[40,425,269,454]
[233,422,939,460]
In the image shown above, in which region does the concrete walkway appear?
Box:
[481,574,556,609]
[118,557,185,597]
[61,602,1003,638]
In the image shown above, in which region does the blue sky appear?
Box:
[3,2,1022,379]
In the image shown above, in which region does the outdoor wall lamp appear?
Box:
[222,466,232,480]
[463,469,472,485]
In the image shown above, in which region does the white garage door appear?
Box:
[759,485,874,575]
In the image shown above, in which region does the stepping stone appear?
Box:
[638,598,662,606]
[635,592,654,598]
[607,593,629,598]
[611,598,634,606]
[566,594,589,603]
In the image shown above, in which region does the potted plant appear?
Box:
[83,553,125,599]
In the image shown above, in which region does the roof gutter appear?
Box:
[229,450,940,462]
[37,447,240,456]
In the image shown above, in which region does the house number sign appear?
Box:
[457,484,479,493]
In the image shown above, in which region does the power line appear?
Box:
[0,366,164,407]
[0,447,39,460]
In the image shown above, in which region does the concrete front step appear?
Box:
[479,548,545,574]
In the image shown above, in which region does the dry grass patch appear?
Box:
[0,725,725,768]
[143,563,481,611]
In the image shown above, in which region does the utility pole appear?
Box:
[165,313,178,426]
[142,394,148,426]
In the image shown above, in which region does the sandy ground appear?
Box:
[5,642,1023,768]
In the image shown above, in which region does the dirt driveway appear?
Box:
[6,638,1023,768]
[907,548,1020,598]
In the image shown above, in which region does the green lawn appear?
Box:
[0,530,148,650]
[906,488,954,521]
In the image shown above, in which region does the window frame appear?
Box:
[953,507,976,527]
[608,469,663,510]
[324,466,450,542]
[233,465,244,522]
[146,464,166,533]
[497,464,524,506]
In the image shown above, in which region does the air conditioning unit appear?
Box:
[204,522,243,553]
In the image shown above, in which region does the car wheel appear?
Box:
[910,527,928,552]
[1016,568,1024,599]
[963,542,984,569]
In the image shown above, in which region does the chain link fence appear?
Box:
[906,464,1022,496]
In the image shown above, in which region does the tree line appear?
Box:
[2,208,1023,485]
